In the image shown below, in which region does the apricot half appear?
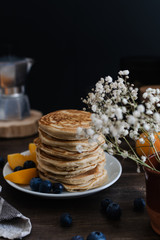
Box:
[4,168,38,185]
[8,152,37,170]
[29,143,36,154]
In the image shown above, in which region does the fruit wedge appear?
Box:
[8,152,37,170]
[29,143,36,154]
[4,168,38,185]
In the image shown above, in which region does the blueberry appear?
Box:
[14,166,23,172]
[23,160,36,169]
[60,213,72,227]
[71,235,84,240]
[30,177,43,191]
[39,180,52,193]
[101,198,112,212]
[106,202,121,220]
[86,231,106,240]
[134,198,145,211]
[0,156,5,168]
[52,183,64,194]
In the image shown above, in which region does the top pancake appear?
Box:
[39,109,91,140]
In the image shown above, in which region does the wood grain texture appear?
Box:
[0,110,42,138]
[0,136,159,240]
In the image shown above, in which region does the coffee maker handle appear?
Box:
[26,58,34,73]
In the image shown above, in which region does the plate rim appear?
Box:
[3,152,122,199]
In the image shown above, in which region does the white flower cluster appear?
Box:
[78,70,160,170]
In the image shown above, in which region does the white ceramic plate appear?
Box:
[3,151,122,199]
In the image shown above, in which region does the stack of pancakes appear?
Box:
[34,109,107,192]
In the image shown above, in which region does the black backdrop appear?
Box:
[1,0,160,114]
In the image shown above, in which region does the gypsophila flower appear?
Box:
[118,70,129,76]
[76,145,83,153]
[133,110,141,118]
[146,110,153,115]
[91,105,97,112]
[77,127,84,137]
[127,116,137,125]
[143,123,150,131]
[137,105,145,113]
[121,151,128,158]
[139,138,145,144]
[86,128,95,136]
[149,133,155,143]
[153,112,160,122]
[141,156,147,162]
[122,98,128,105]
[78,70,160,171]
[137,166,141,173]
[105,76,112,83]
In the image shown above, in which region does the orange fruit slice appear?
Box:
[135,132,160,157]
[4,168,38,185]
[8,152,37,170]
[29,143,36,154]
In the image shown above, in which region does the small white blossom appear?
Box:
[86,128,94,136]
[115,108,123,120]
[153,112,160,122]
[146,110,153,115]
[105,76,112,83]
[137,165,141,173]
[145,102,151,109]
[127,115,136,125]
[96,82,104,93]
[118,71,123,76]
[92,105,97,112]
[92,134,99,141]
[123,70,129,75]
[143,123,150,131]
[107,148,114,155]
[101,114,108,123]
[121,151,128,158]
[143,92,148,99]
[133,110,141,118]
[118,70,129,76]
[139,138,145,144]
[156,89,160,94]
[101,143,108,150]
[77,127,84,137]
[150,133,155,143]
[124,129,129,136]
[137,104,145,113]
[141,156,146,162]
[76,144,83,153]
[122,98,128,105]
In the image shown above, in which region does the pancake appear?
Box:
[35,137,103,160]
[38,109,91,140]
[38,129,105,152]
[36,148,105,171]
[39,167,107,192]
[38,161,106,185]
[37,156,100,176]
[63,169,107,192]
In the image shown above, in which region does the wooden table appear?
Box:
[0,135,159,240]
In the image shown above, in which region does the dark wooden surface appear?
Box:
[0,135,159,240]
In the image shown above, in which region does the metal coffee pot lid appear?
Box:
[0,56,33,95]
[0,56,34,120]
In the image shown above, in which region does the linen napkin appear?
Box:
[0,188,32,239]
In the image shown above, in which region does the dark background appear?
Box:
[1,0,160,114]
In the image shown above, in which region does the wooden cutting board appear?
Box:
[0,110,42,138]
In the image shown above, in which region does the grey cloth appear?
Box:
[0,197,32,239]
